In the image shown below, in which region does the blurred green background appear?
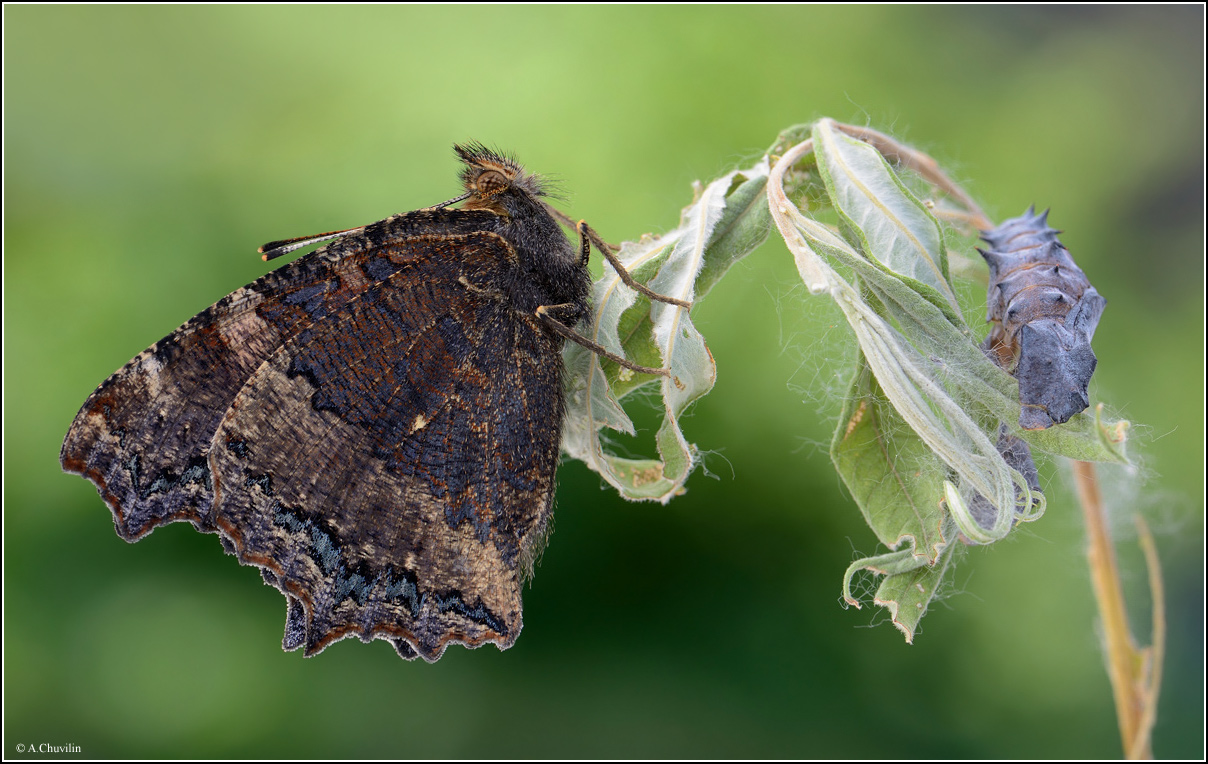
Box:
[5,5,1202,759]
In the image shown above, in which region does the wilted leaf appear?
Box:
[766,120,1134,640]
[841,538,958,643]
[812,118,961,316]
[1019,404,1130,464]
[774,192,1022,544]
[561,157,771,502]
[831,352,949,560]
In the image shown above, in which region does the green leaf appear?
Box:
[768,118,1130,640]
[842,537,958,644]
[694,172,771,298]
[772,135,1129,543]
[1017,404,1130,464]
[831,352,949,561]
[561,157,771,502]
[605,168,772,403]
[812,118,961,316]
[780,206,1023,543]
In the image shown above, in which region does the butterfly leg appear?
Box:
[535,304,669,378]
[542,202,692,310]
[574,220,693,309]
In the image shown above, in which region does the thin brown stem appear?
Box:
[1072,460,1158,759]
[1128,514,1165,760]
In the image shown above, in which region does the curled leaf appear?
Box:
[813,118,961,316]
[841,529,958,644]
[769,140,1025,544]
[831,351,949,561]
[769,119,1130,640]
[561,157,771,502]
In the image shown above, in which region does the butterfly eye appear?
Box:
[475,170,510,196]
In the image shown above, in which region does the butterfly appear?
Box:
[61,144,686,662]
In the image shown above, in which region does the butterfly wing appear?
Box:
[62,209,563,661]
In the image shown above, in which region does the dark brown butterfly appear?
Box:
[61,144,684,662]
[979,207,1106,430]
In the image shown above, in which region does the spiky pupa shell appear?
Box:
[979,207,1106,430]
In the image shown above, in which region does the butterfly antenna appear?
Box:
[258,228,364,261]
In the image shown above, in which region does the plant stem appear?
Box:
[1072,459,1162,759]
[1130,513,1165,759]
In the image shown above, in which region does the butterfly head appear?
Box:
[454,143,547,212]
